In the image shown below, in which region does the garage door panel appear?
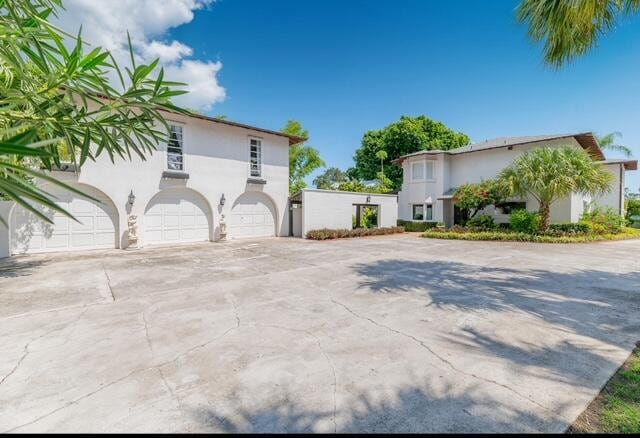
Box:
[230,193,276,239]
[144,189,210,245]
[11,184,117,254]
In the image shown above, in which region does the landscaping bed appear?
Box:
[422,227,640,243]
[569,346,640,433]
[306,226,404,240]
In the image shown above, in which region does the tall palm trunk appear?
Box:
[539,202,551,232]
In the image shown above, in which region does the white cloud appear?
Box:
[53,0,226,111]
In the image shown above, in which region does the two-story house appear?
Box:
[395,133,637,227]
[4,111,302,255]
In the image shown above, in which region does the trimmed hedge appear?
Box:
[397,220,438,232]
[307,226,405,240]
[422,227,640,244]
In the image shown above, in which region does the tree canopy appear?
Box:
[454,179,508,219]
[0,0,188,224]
[282,120,324,195]
[597,132,633,157]
[313,167,348,190]
[352,116,470,190]
[499,146,613,231]
[517,0,640,67]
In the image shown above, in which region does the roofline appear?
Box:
[290,188,399,198]
[600,159,638,171]
[392,132,606,165]
[160,108,306,146]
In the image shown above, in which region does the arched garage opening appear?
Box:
[230,191,277,239]
[10,183,119,254]
[144,188,212,245]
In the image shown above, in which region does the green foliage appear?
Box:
[517,0,640,67]
[422,227,640,244]
[509,209,540,234]
[581,207,625,234]
[466,214,497,231]
[598,132,633,158]
[397,219,438,232]
[0,0,189,224]
[337,179,370,193]
[499,146,614,232]
[306,226,404,240]
[626,199,640,224]
[352,116,470,190]
[454,179,507,220]
[282,120,325,195]
[313,167,348,190]
[546,222,590,236]
[361,207,378,229]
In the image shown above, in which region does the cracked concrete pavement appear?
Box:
[0,234,639,432]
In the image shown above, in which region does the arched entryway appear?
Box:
[10,183,118,254]
[144,188,211,245]
[230,192,277,239]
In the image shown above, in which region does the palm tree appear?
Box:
[597,132,633,157]
[517,0,640,67]
[376,149,388,183]
[499,147,614,232]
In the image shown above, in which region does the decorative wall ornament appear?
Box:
[127,215,139,248]
[219,214,228,241]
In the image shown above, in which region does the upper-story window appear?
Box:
[249,137,263,178]
[410,160,435,181]
[167,124,184,171]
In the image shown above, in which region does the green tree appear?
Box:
[517,0,640,67]
[597,132,633,157]
[499,147,614,232]
[352,116,470,190]
[0,0,188,224]
[375,149,388,187]
[454,179,507,220]
[313,167,348,190]
[282,120,324,195]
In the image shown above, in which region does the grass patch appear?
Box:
[570,347,640,433]
[421,227,640,244]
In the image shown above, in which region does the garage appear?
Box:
[230,192,276,239]
[11,184,118,254]
[144,188,210,245]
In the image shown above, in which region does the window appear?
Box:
[249,138,262,178]
[167,124,184,171]
[425,204,433,220]
[412,204,424,220]
[497,202,527,214]
[425,161,435,180]
[411,162,424,181]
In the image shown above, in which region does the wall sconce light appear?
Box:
[220,193,226,206]
[128,190,135,207]
[366,195,371,203]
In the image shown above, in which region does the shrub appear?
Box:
[509,209,540,234]
[466,214,497,231]
[306,226,405,240]
[546,222,590,236]
[422,227,640,243]
[397,220,438,232]
[361,207,378,229]
[625,199,640,224]
[581,207,625,234]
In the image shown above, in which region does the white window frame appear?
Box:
[248,136,263,179]
[410,160,436,182]
[166,122,185,172]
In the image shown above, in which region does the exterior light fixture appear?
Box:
[127,190,135,207]
[220,193,226,206]
[366,195,371,203]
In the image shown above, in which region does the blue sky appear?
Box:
[169,0,640,191]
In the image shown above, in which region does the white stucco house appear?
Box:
[395,133,637,227]
[0,111,303,257]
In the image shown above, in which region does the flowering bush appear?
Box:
[454,179,507,221]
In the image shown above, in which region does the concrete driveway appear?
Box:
[1,234,639,433]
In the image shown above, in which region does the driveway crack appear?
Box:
[330,298,556,416]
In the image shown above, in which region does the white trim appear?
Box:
[248,136,263,179]
[166,122,185,172]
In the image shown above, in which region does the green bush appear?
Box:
[625,199,640,224]
[581,207,625,234]
[397,220,438,232]
[306,226,405,240]
[509,209,540,234]
[361,207,378,229]
[422,227,640,243]
[546,222,590,236]
[466,214,497,230]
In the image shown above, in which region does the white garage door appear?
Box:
[144,189,210,245]
[11,185,117,254]
[230,192,276,239]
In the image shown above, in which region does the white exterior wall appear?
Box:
[398,138,591,225]
[0,201,11,258]
[593,163,624,214]
[299,189,398,237]
[0,115,291,257]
